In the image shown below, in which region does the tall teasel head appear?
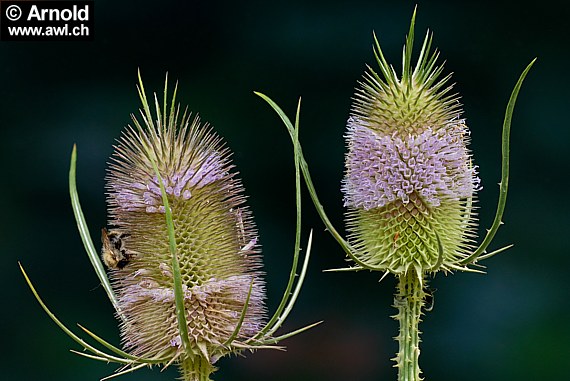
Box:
[253,10,533,381]
[21,74,315,381]
[341,16,480,276]
[105,77,267,375]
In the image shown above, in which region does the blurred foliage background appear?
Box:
[1,0,568,380]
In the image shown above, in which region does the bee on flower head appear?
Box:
[100,228,136,269]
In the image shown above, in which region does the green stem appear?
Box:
[393,271,426,381]
[179,356,216,381]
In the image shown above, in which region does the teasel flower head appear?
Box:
[103,77,269,379]
[254,9,533,381]
[341,13,481,277]
[87,74,316,380]
[18,74,316,381]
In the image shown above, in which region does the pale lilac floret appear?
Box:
[342,119,480,210]
[119,275,266,341]
[112,152,227,213]
[188,154,227,188]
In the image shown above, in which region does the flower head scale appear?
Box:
[341,15,481,276]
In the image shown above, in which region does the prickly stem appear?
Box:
[393,271,426,381]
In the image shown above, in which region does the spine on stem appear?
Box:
[393,272,426,381]
[179,357,215,381]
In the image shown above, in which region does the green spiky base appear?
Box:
[179,356,216,381]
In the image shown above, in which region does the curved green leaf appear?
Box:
[254,92,387,272]
[461,58,536,265]
[19,263,131,364]
[253,98,305,340]
[69,145,120,314]
[224,280,253,347]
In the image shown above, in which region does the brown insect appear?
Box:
[101,228,136,269]
[393,232,400,249]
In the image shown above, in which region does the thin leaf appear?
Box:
[100,363,149,381]
[477,244,514,261]
[252,98,304,339]
[263,229,313,338]
[254,92,386,272]
[19,263,131,364]
[70,350,118,362]
[224,279,254,347]
[263,99,306,335]
[69,145,120,314]
[231,342,285,351]
[136,76,192,357]
[78,324,169,364]
[259,321,323,345]
[323,266,366,272]
[461,58,536,265]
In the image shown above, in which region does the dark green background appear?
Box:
[2,1,567,380]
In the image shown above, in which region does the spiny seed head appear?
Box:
[341,16,480,275]
[105,79,266,372]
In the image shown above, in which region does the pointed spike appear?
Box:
[430,231,444,272]
[323,266,365,272]
[100,363,148,381]
[403,6,418,82]
[378,270,391,283]
[478,244,514,261]
[196,341,209,361]
[373,31,398,87]
[413,31,433,79]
